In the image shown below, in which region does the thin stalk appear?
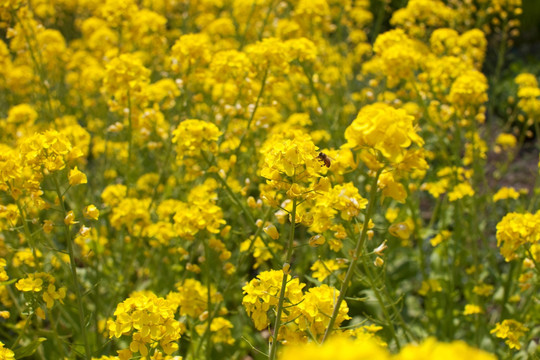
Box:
[13,192,37,258]
[147,134,174,211]
[300,63,325,117]
[360,256,401,349]
[201,153,279,265]
[52,176,92,360]
[322,169,382,342]
[126,89,134,187]
[238,0,257,49]
[500,260,519,320]
[370,0,386,44]
[257,0,274,40]
[268,198,297,360]
[234,66,269,159]
[196,239,214,359]
[195,207,273,348]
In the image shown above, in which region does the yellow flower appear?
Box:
[463,304,483,315]
[42,220,54,234]
[16,276,43,292]
[496,211,540,261]
[448,70,488,110]
[430,230,451,247]
[0,341,15,360]
[172,119,222,161]
[395,337,496,360]
[64,211,78,226]
[296,285,351,339]
[495,133,517,151]
[310,260,344,282]
[344,102,424,169]
[83,204,100,220]
[472,284,494,297]
[68,166,87,186]
[492,187,520,202]
[448,182,474,202]
[0,259,8,282]
[242,270,305,330]
[259,132,323,201]
[263,224,280,240]
[279,336,390,360]
[418,279,442,296]
[389,221,412,240]
[490,319,529,350]
[108,292,183,357]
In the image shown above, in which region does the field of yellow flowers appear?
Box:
[0,0,539,359]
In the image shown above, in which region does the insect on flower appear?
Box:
[317,152,331,168]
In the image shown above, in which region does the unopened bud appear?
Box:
[309,234,326,247]
[283,263,290,274]
[367,230,374,240]
[263,224,279,240]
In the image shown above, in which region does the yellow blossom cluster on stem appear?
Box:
[490,319,529,350]
[107,292,183,358]
[15,272,66,319]
[259,132,326,201]
[344,103,424,168]
[242,270,350,342]
[495,211,540,261]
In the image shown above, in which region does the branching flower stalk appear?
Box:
[268,198,297,360]
[322,168,382,342]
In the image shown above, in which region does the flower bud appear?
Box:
[263,224,280,240]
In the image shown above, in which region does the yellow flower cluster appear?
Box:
[242,270,349,341]
[15,272,66,318]
[515,72,540,119]
[279,336,495,360]
[259,132,324,200]
[170,278,220,319]
[0,130,83,200]
[344,102,425,169]
[172,119,222,175]
[108,292,183,358]
[490,319,529,350]
[0,0,536,358]
[242,270,305,331]
[0,341,14,360]
[496,211,540,261]
[172,180,226,240]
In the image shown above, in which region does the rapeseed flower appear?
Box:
[490,319,529,350]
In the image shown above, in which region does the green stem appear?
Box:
[359,256,401,349]
[200,151,280,266]
[268,198,297,360]
[300,63,325,117]
[500,260,519,320]
[257,0,274,40]
[196,239,214,359]
[322,168,382,342]
[370,0,386,44]
[126,89,134,188]
[12,191,36,258]
[52,176,92,360]
[234,66,269,159]
[238,0,257,49]
[10,314,33,350]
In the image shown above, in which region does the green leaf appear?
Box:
[13,337,47,359]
